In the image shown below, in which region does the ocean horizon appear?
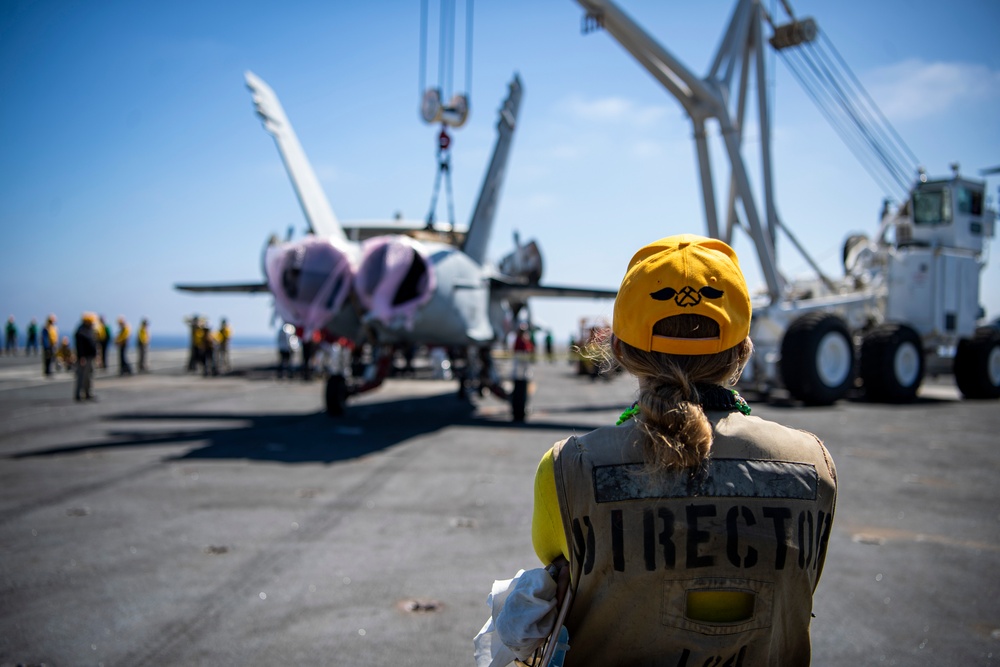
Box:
[148,333,277,350]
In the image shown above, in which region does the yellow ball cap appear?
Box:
[612,234,751,355]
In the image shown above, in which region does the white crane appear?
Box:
[575,0,999,404]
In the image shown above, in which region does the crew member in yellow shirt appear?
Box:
[115,316,133,376]
[217,317,232,373]
[137,318,151,372]
[42,314,58,376]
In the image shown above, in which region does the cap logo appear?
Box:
[650,285,725,307]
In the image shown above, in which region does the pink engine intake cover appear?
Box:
[264,237,355,335]
[354,236,436,329]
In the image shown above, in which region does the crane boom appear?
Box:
[576,0,788,301]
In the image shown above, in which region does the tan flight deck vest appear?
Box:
[551,411,837,667]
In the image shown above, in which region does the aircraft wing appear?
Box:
[490,277,617,302]
[175,282,270,293]
[245,71,348,244]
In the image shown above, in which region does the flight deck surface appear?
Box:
[0,349,997,665]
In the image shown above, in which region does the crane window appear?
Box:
[913,188,952,226]
[956,186,983,215]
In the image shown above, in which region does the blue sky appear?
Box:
[2,0,998,343]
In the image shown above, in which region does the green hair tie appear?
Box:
[616,390,749,425]
[732,389,752,416]
[616,402,640,425]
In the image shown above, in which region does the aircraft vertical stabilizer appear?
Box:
[462,74,523,264]
[245,71,348,244]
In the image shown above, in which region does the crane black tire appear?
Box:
[325,374,348,417]
[859,323,924,403]
[954,327,1000,399]
[780,312,855,405]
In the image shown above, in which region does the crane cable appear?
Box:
[425,128,456,229]
[419,0,474,229]
[766,2,919,205]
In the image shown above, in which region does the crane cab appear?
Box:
[898,174,995,252]
[885,173,995,342]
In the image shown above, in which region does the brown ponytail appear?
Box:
[610,314,753,472]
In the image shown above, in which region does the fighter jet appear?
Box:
[177,71,616,419]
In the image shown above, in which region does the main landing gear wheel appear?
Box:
[325,374,348,417]
[780,312,855,405]
[954,327,1000,399]
[859,323,924,403]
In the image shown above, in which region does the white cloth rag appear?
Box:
[473,568,558,667]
